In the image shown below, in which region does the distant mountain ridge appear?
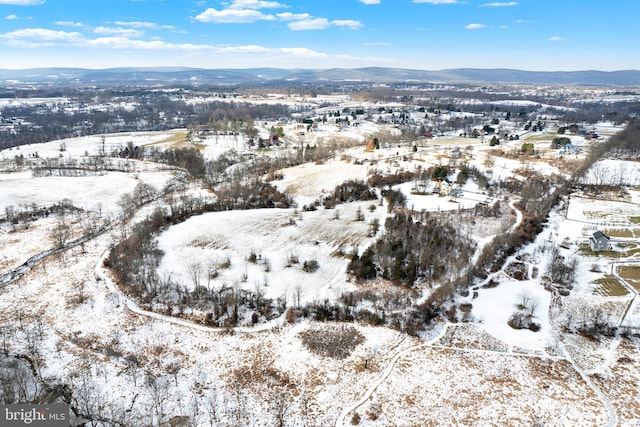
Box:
[1,67,639,86]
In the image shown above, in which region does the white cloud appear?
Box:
[287,18,330,31]
[0,27,391,68]
[0,28,82,42]
[93,26,145,38]
[55,21,87,28]
[5,14,18,20]
[195,8,275,23]
[413,0,457,4]
[0,0,43,4]
[276,12,312,21]
[481,2,518,6]
[331,19,363,29]
[359,0,381,4]
[226,0,286,9]
[113,21,155,29]
[113,21,177,31]
[279,47,327,58]
[196,2,361,34]
[549,36,565,42]
[465,23,486,29]
[0,28,83,47]
[284,17,361,31]
[363,41,392,46]
[216,44,271,53]
[87,37,215,51]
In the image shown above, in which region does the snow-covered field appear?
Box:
[0,170,173,213]
[1,123,639,426]
[156,204,386,307]
[1,130,184,160]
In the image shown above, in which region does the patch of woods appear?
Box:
[23,154,150,177]
[348,211,475,286]
[556,294,633,339]
[215,181,293,211]
[559,100,639,126]
[368,170,416,188]
[287,285,451,336]
[148,147,206,177]
[3,199,79,231]
[601,118,640,159]
[473,172,571,280]
[322,179,378,209]
[279,207,487,335]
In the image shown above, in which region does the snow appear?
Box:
[273,159,371,206]
[0,116,637,425]
[156,204,387,306]
[582,159,640,187]
[0,170,174,213]
[567,194,640,226]
[472,280,553,352]
[1,130,184,159]
[396,181,490,212]
[0,97,69,107]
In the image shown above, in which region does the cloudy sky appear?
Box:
[0,0,637,71]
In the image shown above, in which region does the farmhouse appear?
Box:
[589,231,612,252]
[432,178,453,196]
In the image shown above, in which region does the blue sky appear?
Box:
[0,0,637,71]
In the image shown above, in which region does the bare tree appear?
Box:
[187,262,203,290]
[0,323,15,354]
[4,206,17,232]
[117,193,137,221]
[272,387,292,427]
[146,374,170,425]
[508,292,541,331]
[0,356,42,404]
[587,163,611,190]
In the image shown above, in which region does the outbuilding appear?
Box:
[589,231,612,252]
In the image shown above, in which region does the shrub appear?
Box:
[302,259,320,273]
[298,324,365,359]
[351,412,361,425]
[285,307,296,324]
[550,137,571,149]
[521,142,534,154]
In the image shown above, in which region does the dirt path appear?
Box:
[95,250,285,334]
[556,338,618,427]
[0,223,111,287]
[614,263,640,329]
[333,321,591,427]
[507,199,523,234]
[334,324,451,427]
